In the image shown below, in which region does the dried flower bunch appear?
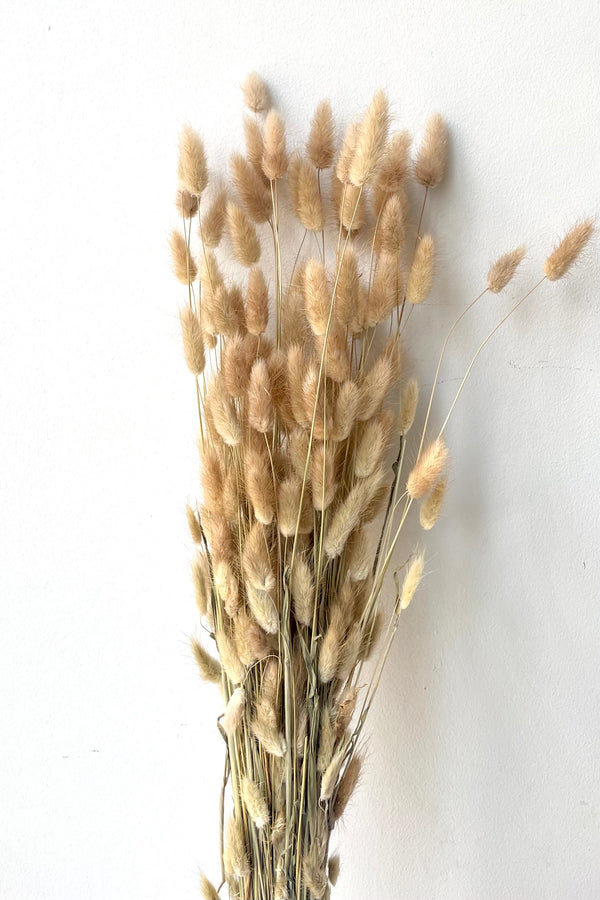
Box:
[170,72,593,899]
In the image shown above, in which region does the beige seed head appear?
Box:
[242,776,270,829]
[206,374,241,446]
[278,476,313,537]
[190,636,221,684]
[247,584,279,634]
[335,686,359,737]
[304,259,330,335]
[328,855,340,887]
[288,155,324,231]
[224,817,250,878]
[291,556,315,627]
[367,253,400,326]
[349,89,390,187]
[544,218,594,281]
[242,521,275,593]
[320,744,346,801]
[245,446,275,524]
[487,245,526,293]
[179,306,205,375]
[406,233,435,304]
[354,410,393,479]
[200,186,227,248]
[346,528,373,582]
[177,123,208,196]
[169,229,197,284]
[400,377,419,434]
[234,610,272,667]
[213,558,240,617]
[332,379,359,442]
[230,152,272,223]
[407,437,448,500]
[245,266,269,334]
[262,109,288,180]
[175,188,198,219]
[311,441,337,511]
[216,630,245,685]
[243,116,265,174]
[199,873,220,900]
[377,130,412,193]
[333,754,362,820]
[200,447,224,515]
[356,342,399,420]
[302,852,328,900]
[400,551,425,609]
[420,474,448,530]
[324,468,384,558]
[336,120,360,183]
[307,99,335,169]
[186,504,204,544]
[242,71,270,113]
[222,686,245,737]
[333,177,367,231]
[226,202,261,266]
[251,715,286,757]
[247,357,274,433]
[379,193,406,255]
[191,550,210,616]
[414,113,448,188]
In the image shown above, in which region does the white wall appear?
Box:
[1,1,599,898]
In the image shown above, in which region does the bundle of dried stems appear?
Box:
[170,72,593,900]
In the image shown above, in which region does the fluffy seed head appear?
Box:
[245,447,275,524]
[400,551,425,609]
[200,186,227,248]
[488,245,526,293]
[200,874,220,900]
[414,113,448,188]
[544,218,594,281]
[336,120,360,183]
[242,72,270,113]
[307,100,335,169]
[191,551,210,616]
[420,475,448,530]
[222,687,245,736]
[242,776,270,829]
[407,437,448,499]
[224,817,250,878]
[226,202,261,266]
[324,469,385,558]
[216,630,245,684]
[176,188,198,218]
[262,109,288,180]
[291,556,315,627]
[179,307,205,375]
[328,856,340,886]
[304,259,331,335]
[349,89,390,187]
[186,504,203,544]
[377,130,412,192]
[207,375,242,446]
[288,155,324,231]
[190,637,221,684]
[247,358,274,433]
[230,152,272,223]
[406,233,435,304]
[243,116,265,173]
[380,194,406,255]
[177,124,208,196]
[170,229,197,284]
[333,754,362,820]
[400,377,419,433]
[245,266,269,334]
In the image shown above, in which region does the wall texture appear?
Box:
[1,1,599,898]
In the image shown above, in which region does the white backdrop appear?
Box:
[1,2,599,898]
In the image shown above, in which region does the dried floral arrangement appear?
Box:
[169,72,593,900]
